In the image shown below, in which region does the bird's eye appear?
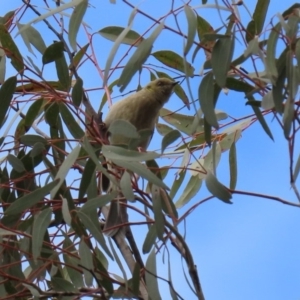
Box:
[157,81,163,86]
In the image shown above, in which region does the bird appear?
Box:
[102,77,178,236]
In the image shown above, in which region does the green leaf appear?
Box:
[161,130,181,154]
[170,170,186,200]
[175,175,202,208]
[151,185,164,240]
[108,119,140,139]
[59,102,85,139]
[51,277,77,293]
[32,208,52,262]
[159,108,203,135]
[50,144,81,198]
[120,171,135,200]
[5,180,58,215]
[226,78,254,93]
[99,26,144,46]
[145,249,162,300]
[72,43,89,69]
[7,154,25,172]
[80,192,118,213]
[252,105,274,140]
[102,145,159,161]
[184,5,197,55]
[17,23,47,55]
[211,35,235,87]
[205,171,232,203]
[72,77,83,107]
[0,24,24,72]
[55,54,70,91]
[103,8,137,86]
[229,142,237,190]
[78,210,113,259]
[79,158,96,198]
[143,225,157,254]
[42,41,64,64]
[152,50,194,77]
[79,240,94,286]
[196,14,214,41]
[20,134,47,146]
[68,0,88,51]
[198,72,218,128]
[0,76,17,128]
[118,22,164,91]
[266,23,281,84]
[112,159,168,190]
[24,98,44,128]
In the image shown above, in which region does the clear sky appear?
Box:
[2,1,300,299]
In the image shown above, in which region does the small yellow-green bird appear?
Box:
[103,78,178,235]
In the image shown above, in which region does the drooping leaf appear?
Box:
[0,24,24,72]
[68,0,88,51]
[198,72,218,128]
[211,35,235,87]
[72,77,83,107]
[32,208,52,262]
[205,171,232,203]
[161,130,181,154]
[184,5,197,55]
[55,54,70,91]
[118,22,164,91]
[145,249,162,300]
[50,145,81,198]
[266,23,281,84]
[0,76,16,129]
[59,103,85,139]
[151,185,164,240]
[175,175,202,208]
[229,142,237,190]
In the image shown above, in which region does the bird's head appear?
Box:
[144,78,178,105]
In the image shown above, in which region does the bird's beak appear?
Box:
[172,81,179,86]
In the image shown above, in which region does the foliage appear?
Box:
[0,0,299,299]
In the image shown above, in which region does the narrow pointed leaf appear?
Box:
[161,130,181,154]
[68,0,88,51]
[17,23,46,54]
[145,249,162,300]
[42,41,64,64]
[211,36,234,87]
[50,145,81,198]
[229,142,237,190]
[32,208,52,262]
[198,72,218,128]
[151,185,164,240]
[0,24,24,72]
[175,175,202,208]
[252,106,274,140]
[99,26,144,46]
[118,22,164,91]
[5,180,59,215]
[152,50,194,77]
[184,5,197,55]
[266,23,281,84]
[72,77,83,107]
[205,171,232,203]
[103,8,137,86]
[0,76,17,128]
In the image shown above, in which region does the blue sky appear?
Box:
[2,1,300,299]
